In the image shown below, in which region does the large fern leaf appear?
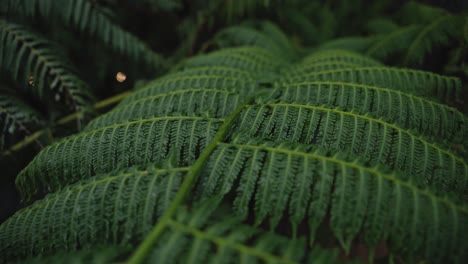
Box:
[1,44,467,264]
[0,21,94,112]
[234,102,467,195]
[16,114,222,198]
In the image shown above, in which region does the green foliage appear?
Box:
[1,0,164,68]
[2,41,467,263]
[318,1,466,67]
[213,21,297,60]
[0,21,94,112]
[1,1,467,264]
[0,92,45,151]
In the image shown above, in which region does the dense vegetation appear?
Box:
[0,1,467,263]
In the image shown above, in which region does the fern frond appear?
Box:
[259,21,296,57]
[0,93,45,151]
[234,103,467,195]
[1,166,187,259]
[198,136,468,262]
[318,37,375,53]
[168,65,256,80]
[301,50,382,67]
[284,49,382,75]
[281,66,462,104]
[148,200,306,263]
[16,115,222,198]
[176,46,286,79]
[365,25,422,60]
[121,73,255,106]
[404,14,463,65]
[4,45,467,264]
[214,21,296,60]
[214,26,284,55]
[275,81,467,146]
[84,88,241,131]
[2,0,164,67]
[0,21,94,111]
[399,1,449,24]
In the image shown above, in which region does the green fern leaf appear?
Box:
[214,21,296,60]
[16,114,222,198]
[167,65,256,80]
[404,15,464,65]
[0,21,94,111]
[84,88,242,131]
[176,46,286,79]
[318,37,375,53]
[274,81,467,148]
[198,135,467,261]
[301,50,382,67]
[120,73,255,106]
[284,49,382,74]
[234,102,467,195]
[148,200,307,263]
[281,66,462,104]
[2,44,467,264]
[365,25,422,60]
[2,0,164,67]
[1,166,187,259]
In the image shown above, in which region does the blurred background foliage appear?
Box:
[0,0,466,223]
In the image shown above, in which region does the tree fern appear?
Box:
[1,0,164,67]
[1,44,467,264]
[0,21,94,112]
